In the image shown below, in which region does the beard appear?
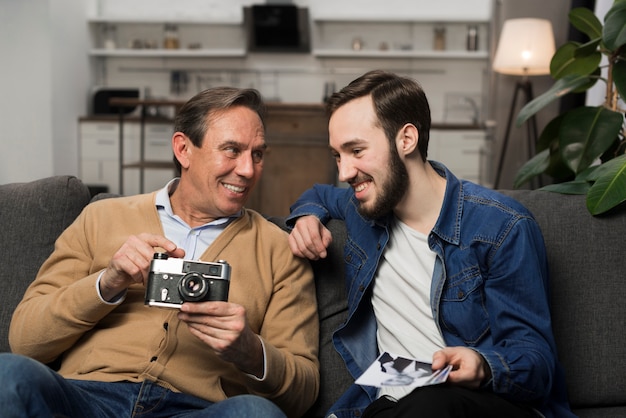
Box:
[357,146,409,220]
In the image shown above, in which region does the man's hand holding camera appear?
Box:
[178,301,265,378]
[101,234,263,377]
[100,233,184,302]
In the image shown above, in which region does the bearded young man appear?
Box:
[286,70,574,418]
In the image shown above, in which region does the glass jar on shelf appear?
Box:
[101,23,117,50]
[433,26,446,51]
[467,25,479,51]
[163,24,180,50]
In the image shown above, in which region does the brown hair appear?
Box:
[326,70,431,161]
[172,87,266,174]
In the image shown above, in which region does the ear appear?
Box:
[395,123,419,157]
[172,132,191,169]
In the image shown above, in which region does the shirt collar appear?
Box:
[155,178,242,227]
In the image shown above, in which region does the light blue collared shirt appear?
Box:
[98,178,241,304]
[155,179,241,260]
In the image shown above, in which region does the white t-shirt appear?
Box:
[372,217,446,400]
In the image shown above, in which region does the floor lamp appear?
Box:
[492,18,555,189]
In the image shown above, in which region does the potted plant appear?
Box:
[513,0,626,215]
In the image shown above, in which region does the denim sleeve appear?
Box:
[285,184,351,229]
[475,216,558,404]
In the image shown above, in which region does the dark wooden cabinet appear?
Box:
[246,103,335,217]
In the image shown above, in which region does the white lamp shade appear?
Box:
[493,18,556,76]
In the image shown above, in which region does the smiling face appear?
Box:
[330,95,409,220]
[174,105,266,224]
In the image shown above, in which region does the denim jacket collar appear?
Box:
[427,161,463,246]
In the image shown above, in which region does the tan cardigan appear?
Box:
[9,193,319,417]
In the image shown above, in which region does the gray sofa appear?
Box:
[1,175,625,417]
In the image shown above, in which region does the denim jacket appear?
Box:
[286,162,574,418]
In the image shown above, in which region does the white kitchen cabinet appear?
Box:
[79,120,175,195]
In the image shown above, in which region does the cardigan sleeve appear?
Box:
[9,206,124,363]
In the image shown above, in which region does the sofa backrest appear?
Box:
[0,176,92,353]
[2,176,624,416]
[501,190,626,411]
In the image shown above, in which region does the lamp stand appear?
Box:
[493,78,542,189]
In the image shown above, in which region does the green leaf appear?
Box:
[569,7,603,40]
[571,67,601,93]
[560,106,624,173]
[551,42,602,79]
[516,74,592,125]
[550,43,578,77]
[586,154,626,215]
[573,164,601,182]
[540,181,591,195]
[613,59,626,101]
[513,149,550,189]
[603,0,626,50]
[544,151,577,182]
[574,38,602,57]
[536,115,563,152]
[533,116,577,182]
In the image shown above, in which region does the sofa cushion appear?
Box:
[503,190,626,409]
[0,176,91,352]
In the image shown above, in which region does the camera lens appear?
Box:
[178,272,208,301]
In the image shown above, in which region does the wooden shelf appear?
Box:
[312,49,488,59]
[87,16,242,25]
[89,48,246,58]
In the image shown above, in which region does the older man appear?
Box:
[2,87,319,418]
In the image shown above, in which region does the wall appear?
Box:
[0,0,89,184]
[0,0,53,183]
[0,0,572,185]
[91,0,492,123]
[95,0,491,20]
[50,0,91,183]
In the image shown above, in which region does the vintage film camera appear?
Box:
[145,253,230,308]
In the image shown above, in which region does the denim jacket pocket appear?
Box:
[439,266,489,345]
[344,238,367,279]
[343,238,368,301]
